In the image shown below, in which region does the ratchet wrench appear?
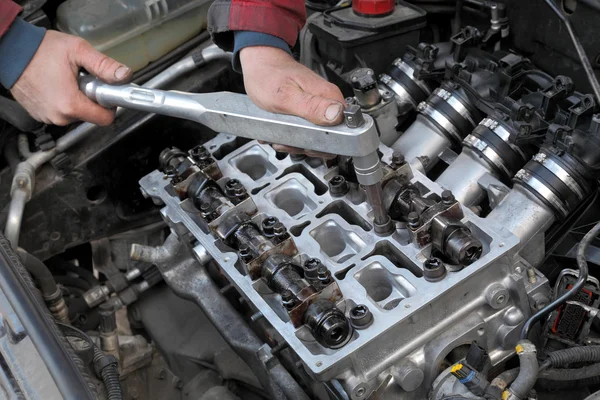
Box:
[79,76,393,233]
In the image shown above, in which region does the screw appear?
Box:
[423,257,446,282]
[189,145,210,164]
[303,258,321,280]
[350,304,373,329]
[281,290,296,310]
[441,190,455,205]
[391,151,405,167]
[329,175,350,197]
[317,265,332,285]
[262,216,279,237]
[239,244,252,262]
[408,212,420,229]
[273,222,287,237]
[225,178,246,198]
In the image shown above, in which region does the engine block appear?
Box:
[139,134,549,398]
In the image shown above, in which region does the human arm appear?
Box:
[0,0,133,126]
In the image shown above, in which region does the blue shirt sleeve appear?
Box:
[233,31,291,72]
[0,18,46,89]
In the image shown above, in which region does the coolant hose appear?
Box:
[540,346,600,370]
[16,249,69,322]
[504,340,538,400]
[17,249,58,297]
[485,368,519,399]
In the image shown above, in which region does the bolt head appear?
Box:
[441,190,455,204]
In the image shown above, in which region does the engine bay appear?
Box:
[3,0,600,399]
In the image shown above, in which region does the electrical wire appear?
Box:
[544,0,600,102]
[520,220,600,339]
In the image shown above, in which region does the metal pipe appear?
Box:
[486,185,556,247]
[4,45,232,249]
[391,114,452,172]
[436,147,496,206]
[17,133,32,159]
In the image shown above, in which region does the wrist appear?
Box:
[233,31,291,72]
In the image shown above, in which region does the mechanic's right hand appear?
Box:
[239,46,346,158]
[11,30,132,126]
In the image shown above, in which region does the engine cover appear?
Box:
[139,134,549,398]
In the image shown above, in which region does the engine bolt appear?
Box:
[407,212,420,229]
[350,304,373,329]
[391,151,405,167]
[189,145,209,162]
[281,290,296,310]
[224,178,246,199]
[303,258,321,280]
[423,257,447,282]
[238,244,252,262]
[317,265,332,285]
[262,216,279,237]
[441,190,455,206]
[329,175,350,197]
[273,222,287,237]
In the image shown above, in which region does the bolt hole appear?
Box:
[356,387,366,397]
[477,327,485,336]
[316,361,323,367]
[86,185,107,203]
[562,0,577,14]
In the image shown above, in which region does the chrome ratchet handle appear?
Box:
[79,76,383,185]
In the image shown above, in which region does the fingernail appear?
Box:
[325,103,343,122]
[114,66,131,80]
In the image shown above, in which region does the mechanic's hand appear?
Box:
[11,31,132,126]
[240,46,346,159]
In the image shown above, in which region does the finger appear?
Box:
[68,90,116,126]
[272,144,305,154]
[297,74,346,104]
[305,150,336,159]
[72,39,132,84]
[273,84,345,126]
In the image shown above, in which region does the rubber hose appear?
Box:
[537,375,600,390]
[538,362,600,381]
[485,368,519,399]
[540,346,600,371]
[17,249,59,298]
[506,340,539,400]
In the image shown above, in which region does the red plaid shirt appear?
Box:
[208,0,306,50]
[0,0,21,38]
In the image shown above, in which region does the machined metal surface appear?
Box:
[140,134,549,399]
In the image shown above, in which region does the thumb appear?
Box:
[278,86,345,126]
[72,40,132,84]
